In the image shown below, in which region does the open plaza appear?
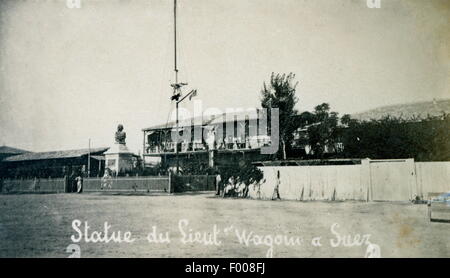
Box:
[0,192,448,258]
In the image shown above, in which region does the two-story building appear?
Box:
[142,109,274,171]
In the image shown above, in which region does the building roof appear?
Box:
[3,147,109,162]
[142,114,219,131]
[0,146,29,155]
[142,109,264,131]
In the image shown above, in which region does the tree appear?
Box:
[307,103,340,158]
[260,72,299,160]
[340,114,356,127]
[340,114,450,161]
[297,111,316,127]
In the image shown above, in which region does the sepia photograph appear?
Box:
[0,0,449,263]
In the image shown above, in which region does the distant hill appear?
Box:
[351,99,450,121]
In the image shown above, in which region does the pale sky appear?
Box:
[0,0,448,153]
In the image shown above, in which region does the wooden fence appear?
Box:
[0,174,216,194]
[249,159,450,202]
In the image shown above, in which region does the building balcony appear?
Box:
[144,136,272,156]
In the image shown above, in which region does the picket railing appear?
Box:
[0,174,216,194]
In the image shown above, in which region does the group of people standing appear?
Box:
[62,167,116,193]
[214,175,251,198]
[214,170,281,200]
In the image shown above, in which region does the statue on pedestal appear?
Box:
[115,124,126,144]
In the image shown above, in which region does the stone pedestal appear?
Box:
[104,143,134,175]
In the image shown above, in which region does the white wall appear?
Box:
[249,160,450,202]
[249,164,367,201]
[415,162,450,199]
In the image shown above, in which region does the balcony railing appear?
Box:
[144,136,271,155]
[145,142,205,154]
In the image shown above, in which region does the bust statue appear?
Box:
[115,124,126,144]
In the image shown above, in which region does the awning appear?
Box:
[90,155,105,161]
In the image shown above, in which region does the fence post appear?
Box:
[361,159,372,202]
[406,158,417,201]
[168,171,172,193]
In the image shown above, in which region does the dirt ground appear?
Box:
[0,192,448,258]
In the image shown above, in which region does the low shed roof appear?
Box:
[3,147,109,162]
[0,146,29,155]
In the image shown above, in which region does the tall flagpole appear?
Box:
[171,0,197,174]
[174,0,179,173]
[174,0,178,84]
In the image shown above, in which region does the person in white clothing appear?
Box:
[215,172,222,196]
